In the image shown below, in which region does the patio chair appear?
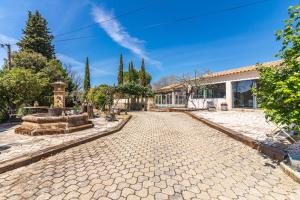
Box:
[266,121,296,144]
[207,101,216,111]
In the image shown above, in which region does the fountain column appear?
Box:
[51,81,67,108]
[15,80,94,136]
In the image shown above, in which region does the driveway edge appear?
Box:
[185,112,287,161]
[280,162,300,184]
[0,115,132,174]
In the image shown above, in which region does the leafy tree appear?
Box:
[0,68,48,120]
[1,49,78,107]
[17,11,55,59]
[118,82,154,98]
[144,72,152,86]
[139,58,147,87]
[3,51,47,72]
[37,59,79,106]
[87,84,112,110]
[37,59,64,104]
[256,6,300,132]
[0,10,80,115]
[84,57,91,97]
[118,54,124,85]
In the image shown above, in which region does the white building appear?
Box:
[154,60,281,110]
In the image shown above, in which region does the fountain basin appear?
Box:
[15,113,93,136]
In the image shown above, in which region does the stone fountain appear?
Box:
[15,81,93,136]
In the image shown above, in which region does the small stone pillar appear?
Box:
[51,81,67,108]
[81,101,94,119]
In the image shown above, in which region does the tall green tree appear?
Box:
[128,61,133,83]
[256,6,300,132]
[84,57,91,96]
[118,54,124,85]
[139,58,147,87]
[17,11,55,60]
[124,61,145,84]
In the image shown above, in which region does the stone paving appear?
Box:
[191,111,289,145]
[0,116,122,163]
[0,112,299,200]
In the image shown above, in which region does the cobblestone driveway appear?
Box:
[0,112,299,200]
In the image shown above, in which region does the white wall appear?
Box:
[187,71,259,110]
[188,98,226,109]
[154,70,260,110]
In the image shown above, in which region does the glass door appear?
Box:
[232,80,257,108]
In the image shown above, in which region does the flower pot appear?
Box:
[221,103,228,111]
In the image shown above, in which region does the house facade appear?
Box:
[154,60,281,110]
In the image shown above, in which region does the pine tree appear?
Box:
[117,54,124,85]
[17,11,55,60]
[139,58,147,87]
[84,57,91,96]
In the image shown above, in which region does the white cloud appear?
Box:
[57,53,84,70]
[91,5,161,69]
[56,53,113,78]
[91,58,116,76]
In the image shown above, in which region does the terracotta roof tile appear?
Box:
[155,83,182,93]
[206,60,282,78]
[155,60,283,93]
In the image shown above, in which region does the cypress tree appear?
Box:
[129,61,136,83]
[117,54,124,85]
[139,58,147,87]
[128,62,133,83]
[84,57,91,96]
[17,11,55,59]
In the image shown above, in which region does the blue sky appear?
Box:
[0,0,298,86]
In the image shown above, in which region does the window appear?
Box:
[193,83,226,99]
[193,89,204,99]
[174,90,185,104]
[208,83,226,98]
[162,95,166,104]
[176,96,185,104]
[232,80,257,108]
[207,88,213,98]
[155,95,161,104]
[166,93,172,104]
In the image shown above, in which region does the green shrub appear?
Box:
[256,6,300,132]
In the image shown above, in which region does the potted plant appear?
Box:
[221,102,228,111]
[48,104,63,116]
